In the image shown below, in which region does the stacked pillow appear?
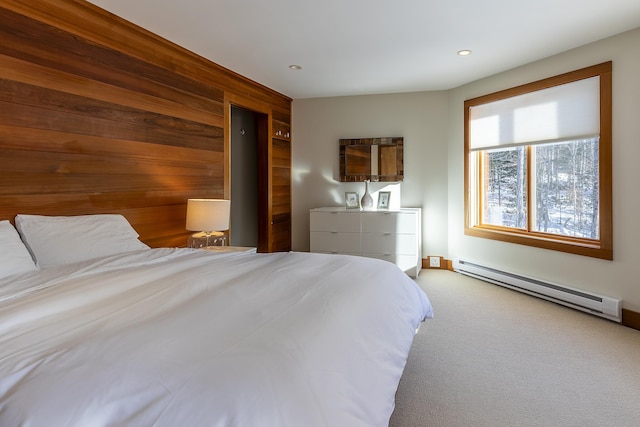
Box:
[14,214,150,268]
[0,214,152,280]
[1,214,150,278]
[0,220,38,279]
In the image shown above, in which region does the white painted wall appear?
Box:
[448,27,640,312]
[291,91,449,257]
[292,27,640,312]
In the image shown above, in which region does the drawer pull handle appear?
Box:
[383,232,392,236]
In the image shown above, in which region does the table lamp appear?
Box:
[185,198,230,248]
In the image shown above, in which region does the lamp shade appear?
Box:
[185,199,230,232]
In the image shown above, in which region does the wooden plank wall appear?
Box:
[0,0,291,248]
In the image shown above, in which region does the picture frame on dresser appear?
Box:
[345,192,360,209]
[377,191,391,210]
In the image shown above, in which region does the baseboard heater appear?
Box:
[453,258,621,322]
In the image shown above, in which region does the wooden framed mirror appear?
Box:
[339,137,404,182]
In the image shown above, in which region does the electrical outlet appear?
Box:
[429,257,441,268]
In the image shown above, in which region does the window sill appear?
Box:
[464,226,612,260]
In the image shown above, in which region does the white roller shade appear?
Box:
[469,76,600,151]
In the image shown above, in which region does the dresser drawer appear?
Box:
[363,254,420,275]
[310,231,361,254]
[310,211,361,232]
[361,233,417,255]
[361,211,417,234]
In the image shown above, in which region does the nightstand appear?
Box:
[203,246,257,253]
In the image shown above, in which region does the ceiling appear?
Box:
[88,0,640,99]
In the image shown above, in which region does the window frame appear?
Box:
[464,62,612,260]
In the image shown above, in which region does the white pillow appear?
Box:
[0,220,38,279]
[15,214,150,268]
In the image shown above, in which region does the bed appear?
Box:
[0,214,433,426]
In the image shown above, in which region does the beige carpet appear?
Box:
[390,270,640,427]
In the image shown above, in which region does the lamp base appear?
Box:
[188,231,227,248]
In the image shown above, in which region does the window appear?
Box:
[464,62,612,259]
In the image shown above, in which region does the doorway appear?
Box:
[230,106,259,247]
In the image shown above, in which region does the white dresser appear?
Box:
[309,207,422,277]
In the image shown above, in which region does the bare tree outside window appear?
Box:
[483,147,527,229]
[533,138,599,239]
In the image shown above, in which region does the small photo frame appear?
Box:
[377,191,391,210]
[345,192,360,209]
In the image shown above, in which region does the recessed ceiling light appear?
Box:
[457,49,472,56]
[288,64,303,70]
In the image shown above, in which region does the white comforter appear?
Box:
[0,249,432,427]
